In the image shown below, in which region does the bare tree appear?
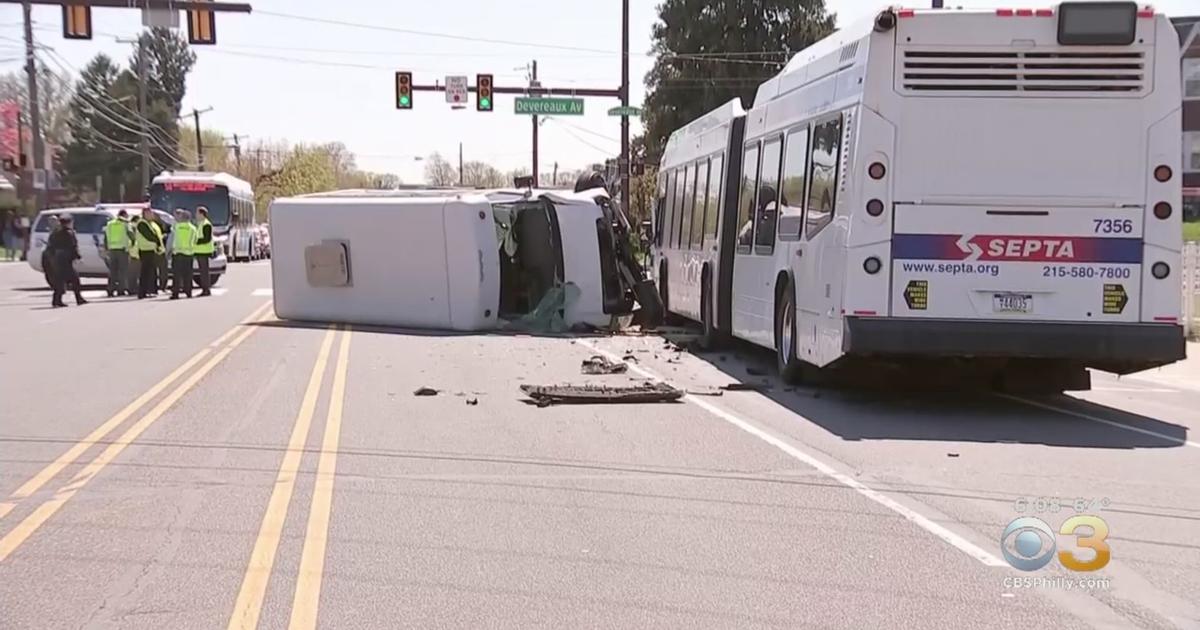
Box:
[424,152,457,186]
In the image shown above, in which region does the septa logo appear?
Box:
[972,236,1076,261]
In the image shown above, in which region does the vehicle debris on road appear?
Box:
[581,355,629,374]
[413,387,439,396]
[520,382,683,406]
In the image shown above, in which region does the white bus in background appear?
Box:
[653,2,1185,390]
[149,171,256,260]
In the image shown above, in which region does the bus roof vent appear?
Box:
[897,48,1148,96]
[839,41,859,63]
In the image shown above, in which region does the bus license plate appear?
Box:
[993,293,1032,313]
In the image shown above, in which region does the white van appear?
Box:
[27,204,228,286]
[269,188,638,331]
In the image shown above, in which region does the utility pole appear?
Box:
[185,106,212,170]
[619,0,630,216]
[15,111,27,211]
[458,141,463,186]
[22,0,45,212]
[227,134,243,175]
[552,161,558,186]
[118,36,150,192]
[531,59,539,187]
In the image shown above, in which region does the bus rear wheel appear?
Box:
[775,280,804,384]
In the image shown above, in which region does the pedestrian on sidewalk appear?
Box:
[1,210,18,261]
[135,208,163,299]
[48,214,86,307]
[103,209,133,297]
[194,206,214,296]
[170,208,197,299]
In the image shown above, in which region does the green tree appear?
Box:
[642,0,834,163]
[132,28,196,118]
[61,54,140,200]
[424,152,457,186]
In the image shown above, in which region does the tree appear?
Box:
[424,152,457,186]
[61,54,141,200]
[177,125,232,172]
[460,160,507,188]
[0,65,73,151]
[642,0,834,163]
[132,28,196,118]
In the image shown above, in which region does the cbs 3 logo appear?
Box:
[1000,515,1110,572]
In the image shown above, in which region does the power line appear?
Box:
[546,118,612,156]
[550,119,620,144]
[255,10,617,55]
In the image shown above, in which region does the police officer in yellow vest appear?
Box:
[170,208,198,299]
[194,206,215,297]
[135,207,164,299]
[127,215,141,290]
[103,210,134,297]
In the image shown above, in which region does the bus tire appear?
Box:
[657,261,669,314]
[775,279,804,384]
[699,268,718,350]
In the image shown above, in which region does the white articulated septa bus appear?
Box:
[653,2,1185,390]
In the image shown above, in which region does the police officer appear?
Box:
[48,214,87,307]
[194,206,215,297]
[127,214,141,290]
[170,208,197,299]
[103,210,133,297]
[135,207,163,298]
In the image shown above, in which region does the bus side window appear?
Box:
[680,163,694,248]
[806,114,843,239]
[691,158,709,250]
[663,169,676,248]
[704,154,722,243]
[654,172,667,246]
[672,165,687,248]
[778,126,809,242]
[736,143,760,253]
[754,136,782,254]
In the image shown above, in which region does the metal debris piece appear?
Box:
[466,398,479,406]
[581,355,628,375]
[520,382,683,406]
[622,353,638,362]
[413,387,439,396]
[720,383,771,392]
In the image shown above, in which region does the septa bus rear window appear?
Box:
[1057,2,1137,46]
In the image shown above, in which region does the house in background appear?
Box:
[1175,17,1200,219]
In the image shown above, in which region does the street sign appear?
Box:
[514,97,584,116]
[445,75,468,105]
[141,7,179,28]
[607,106,642,117]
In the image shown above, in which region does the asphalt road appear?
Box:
[0,259,1197,629]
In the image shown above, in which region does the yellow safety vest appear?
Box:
[128,220,140,259]
[135,219,163,252]
[104,219,130,251]
[173,222,197,256]
[194,219,214,255]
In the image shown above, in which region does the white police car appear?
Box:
[27,204,227,286]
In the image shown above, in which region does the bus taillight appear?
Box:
[1153,165,1172,182]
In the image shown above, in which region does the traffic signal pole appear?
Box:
[531,60,538,186]
[619,0,630,216]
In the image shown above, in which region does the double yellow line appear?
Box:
[227,324,353,630]
[0,301,274,562]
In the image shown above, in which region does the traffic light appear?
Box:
[396,72,413,109]
[476,74,493,112]
[62,4,92,40]
[187,4,216,45]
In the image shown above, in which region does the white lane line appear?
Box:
[577,339,1007,568]
[1002,395,1200,449]
[251,288,273,297]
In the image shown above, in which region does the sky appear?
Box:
[1,0,1196,185]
